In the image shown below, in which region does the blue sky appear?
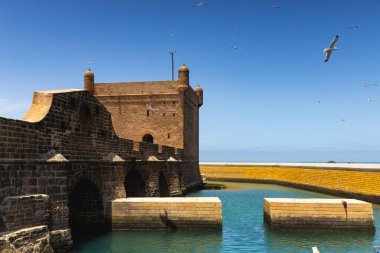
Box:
[0,0,380,162]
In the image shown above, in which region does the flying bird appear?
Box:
[270,5,280,9]
[363,82,378,88]
[367,98,374,102]
[235,27,240,35]
[230,46,240,51]
[196,1,204,7]
[323,35,339,62]
[340,118,346,122]
[349,25,359,30]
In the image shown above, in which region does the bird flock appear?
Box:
[164,1,377,124]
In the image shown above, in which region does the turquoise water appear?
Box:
[73,182,380,253]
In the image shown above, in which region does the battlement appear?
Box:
[0,89,183,162]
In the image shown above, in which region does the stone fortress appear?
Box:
[0,65,204,252]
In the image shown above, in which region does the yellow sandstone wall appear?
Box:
[112,197,222,230]
[200,166,380,203]
[264,198,374,230]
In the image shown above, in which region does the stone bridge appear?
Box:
[0,90,202,252]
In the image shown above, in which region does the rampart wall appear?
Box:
[200,163,380,203]
[0,90,202,252]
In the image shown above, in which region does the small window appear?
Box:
[172,101,175,105]
[163,113,165,116]
[172,113,175,116]
[142,134,153,143]
[167,133,170,138]
[163,102,166,105]
[147,110,149,117]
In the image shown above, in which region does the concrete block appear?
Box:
[264,198,374,231]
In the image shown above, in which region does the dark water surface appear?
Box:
[73,182,380,253]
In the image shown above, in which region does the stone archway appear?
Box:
[125,170,146,197]
[159,173,170,197]
[68,179,104,234]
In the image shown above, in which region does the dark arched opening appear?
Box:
[159,173,170,197]
[142,134,153,143]
[68,180,104,237]
[125,170,146,197]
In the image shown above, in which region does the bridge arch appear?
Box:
[125,169,146,197]
[68,179,105,236]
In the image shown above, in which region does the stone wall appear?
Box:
[0,226,53,253]
[200,165,380,203]
[112,197,222,230]
[264,198,374,231]
[0,88,202,252]
[1,90,183,162]
[0,194,49,231]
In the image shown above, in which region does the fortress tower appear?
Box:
[85,65,203,162]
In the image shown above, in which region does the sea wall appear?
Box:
[264,198,374,231]
[200,163,380,203]
[112,197,222,230]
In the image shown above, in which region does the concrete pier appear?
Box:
[112,197,222,230]
[264,198,374,231]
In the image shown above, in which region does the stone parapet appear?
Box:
[112,197,222,230]
[264,198,374,231]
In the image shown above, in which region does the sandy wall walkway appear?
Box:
[200,163,380,203]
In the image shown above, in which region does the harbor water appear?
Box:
[73,182,380,253]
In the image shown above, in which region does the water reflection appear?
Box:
[74,231,222,253]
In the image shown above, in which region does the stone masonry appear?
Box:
[112,197,222,230]
[264,198,374,231]
[0,66,204,252]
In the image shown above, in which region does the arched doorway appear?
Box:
[142,134,153,143]
[125,170,146,197]
[68,180,104,235]
[159,173,170,197]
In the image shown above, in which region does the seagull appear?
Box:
[363,82,378,88]
[230,46,240,51]
[270,5,280,9]
[318,100,321,104]
[349,25,359,30]
[196,1,204,7]
[146,104,160,112]
[235,27,240,35]
[323,35,339,62]
[340,118,346,122]
[367,98,374,102]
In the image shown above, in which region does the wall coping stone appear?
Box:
[200,162,380,172]
[113,197,221,203]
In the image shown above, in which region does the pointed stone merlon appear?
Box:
[264,198,375,231]
[43,150,68,162]
[103,152,125,162]
[148,155,160,161]
[167,156,177,162]
[112,197,222,230]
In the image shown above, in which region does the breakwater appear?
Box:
[200,162,380,203]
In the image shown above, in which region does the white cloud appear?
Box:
[0,98,29,120]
